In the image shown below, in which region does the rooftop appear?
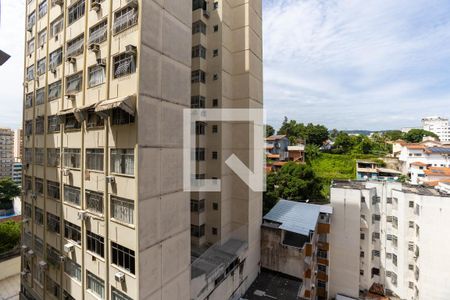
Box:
[265,135,287,141]
[242,269,301,300]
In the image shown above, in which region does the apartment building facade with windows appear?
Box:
[422,116,450,142]
[0,128,15,179]
[329,180,450,300]
[21,1,192,300]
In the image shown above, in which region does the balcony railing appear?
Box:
[113,9,138,34]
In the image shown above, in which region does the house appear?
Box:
[265,135,290,161]
[288,145,305,163]
[356,160,402,182]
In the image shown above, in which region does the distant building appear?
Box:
[397,141,450,174]
[261,199,332,300]
[288,145,305,163]
[13,129,23,162]
[11,162,22,186]
[422,116,450,142]
[356,160,402,182]
[329,180,450,300]
[265,135,290,161]
[0,128,14,179]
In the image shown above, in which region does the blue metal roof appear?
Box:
[263,199,331,236]
[428,147,450,154]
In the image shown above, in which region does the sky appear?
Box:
[1,1,450,130]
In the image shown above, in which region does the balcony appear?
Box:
[317,223,330,234]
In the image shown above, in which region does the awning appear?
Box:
[74,103,96,122]
[94,95,136,116]
[57,108,75,116]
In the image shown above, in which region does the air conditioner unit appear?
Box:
[63,168,71,176]
[21,245,29,251]
[52,0,63,6]
[64,243,75,253]
[49,65,57,74]
[59,255,66,263]
[115,272,126,282]
[26,249,35,258]
[125,45,137,55]
[77,211,89,221]
[66,56,76,64]
[97,58,106,67]
[66,94,76,101]
[38,261,48,271]
[89,43,100,52]
[91,0,101,11]
[106,176,116,184]
[126,0,138,8]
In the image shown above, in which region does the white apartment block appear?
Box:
[422,116,450,142]
[397,142,450,175]
[329,180,450,300]
[0,128,15,179]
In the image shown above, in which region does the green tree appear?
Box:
[383,130,404,141]
[0,177,20,210]
[333,132,355,154]
[403,129,439,143]
[304,123,329,146]
[305,144,321,162]
[265,124,275,137]
[0,221,21,253]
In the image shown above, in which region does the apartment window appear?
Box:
[25,93,34,108]
[372,250,380,259]
[66,72,83,94]
[26,65,35,81]
[360,251,364,258]
[47,115,60,133]
[87,272,105,299]
[192,45,206,59]
[113,52,137,78]
[318,264,327,273]
[64,291,76,300]
[24,203,32,218]
[86,190,103,214]
[34,236,44,255]
[47,212,60,234]
[387,234,393,241]
[63,148,81,169]
[409,282,414,289]
[47,180,60,200]
[409,221,414,228]
[68,0,85,25]
[212,151,218,160]
[213,2,219,9]
[360,270,364,276]
[67,34,84,58]
[64,185,81,206]
[111,149,134,175]
[49,48,63,70]
[36,58,46,76]
[27,11,36,30]
[35,207,44,225]
[64,114,81,131]
[392,235,398,248]
[112,242,135,274]
[213,49,219,57]
[38,30,47,47]
[212,227,218,235]
[64,221,81,244]
[86,149,104,171]
[88,65,105,87]
[46,276,61,298]
[195,148,205,161]
[25,121,33,136]
[35,117,45,134]
[64,259,81,282]
[87,111,105,128]
[192,70,206,83]
[409,264,414,271]
[111,196,134,224]
[35,88,45,105]
[386,252,392,259]
[48,80,62,100]
[372,232,380,240]
[409,201,414,208]
[372,196,380,205]
[87,231,104,257]
[111,287,133,300]
[27,39,35,55]
[371,268,380,277]
[360,233,365,240]
[192,20,206,34]
[386,215,393,222]
[372,214,380,223]
[35,148,45,165]
[112,108,135,125]
[191,96,205,108]
[47,245,61,266]
[47,148,60,167]
[51,16,64,37]
[212,98,218,107]
[113,5,138,34]
[213,25,219,32]
[25,176,33,191]
[38,0,48,19]
[191,224,205,238]
[196,122,206,135]
[191,199,205,213]
[35,178,44,194]
[212,202,218,210]
[193,0,207,11]
[89,19,107,45]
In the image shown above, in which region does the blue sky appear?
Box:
[0,0,449,130]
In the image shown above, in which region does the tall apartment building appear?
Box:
[189,1,263,299]
[329,180,450,300]
[15,129,24,162]
[21,1,193,299]
[0,128,15,179]
[422,116,450,142]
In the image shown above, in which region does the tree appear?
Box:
[0,221,20,253]
[383,130,404,141]
[305,144,321,162]
[265,124,275,137]
[0,178,20,209]
[333,132,355,154]
[403,129,439,143]
[277,117,329,146]
[304,123,329,146]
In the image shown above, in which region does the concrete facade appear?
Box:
[0,128,15,179]
[422,116,450,142]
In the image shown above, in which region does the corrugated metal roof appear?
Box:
[263,199,331,236]
[427,147,450,154]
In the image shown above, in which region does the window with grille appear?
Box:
[24,176,32,191]
[46,275,60,298]
[191,224,205,238]
[88,65,105,87]
[47,180,60,200]
[63,148,81,168]
[64,221,81,244]
[66,72,82,94]
[47,115,60,133]
[38,30,47,47]
[87,271,104,299]
[111,196,134,224]
[51,16,64,37]
[34,236,43,255]
[27,65,35,81]
[192,20,206,35]
[191,70,206,83]
[192,45,206,59]
[24,203,32,218]
[35,148,44,165]
[38,0,48,19]
[86,149,104,171]
[87,231,104,257]
[64,114,81,131]
[86,111,104,129]
[196,122,206,135]
[191,96,205,108]
[111,108,134,125]
[195,148,205,161]
[64,258,81,282]
[191,199,205,213]
[66,34,84,57]
[47,212,60,234]
[86,190,103,214]
[111,242,135,274]
[63,291,76,300]
[37,57,46,76]
[64,185,81,206]
[110,149,134,175]
[89,19,107,45]
[48,80,62,100]
[113,52,136,78]
[35,207,44,225]
[27,11,36,29]
[111,287,133,300]
[25,121,33,136]
[35,178,44,194]
[47,244,61,266]
[24,148,32,165]
[47,148,60,167]
[35,117,45,134]
[113,5,138,34]
[193,0,207,11]
[27,39,35,55]
[49,48,62,69]
[25,93,34,108]
[68,0,85,25]
[36,88,45,105]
